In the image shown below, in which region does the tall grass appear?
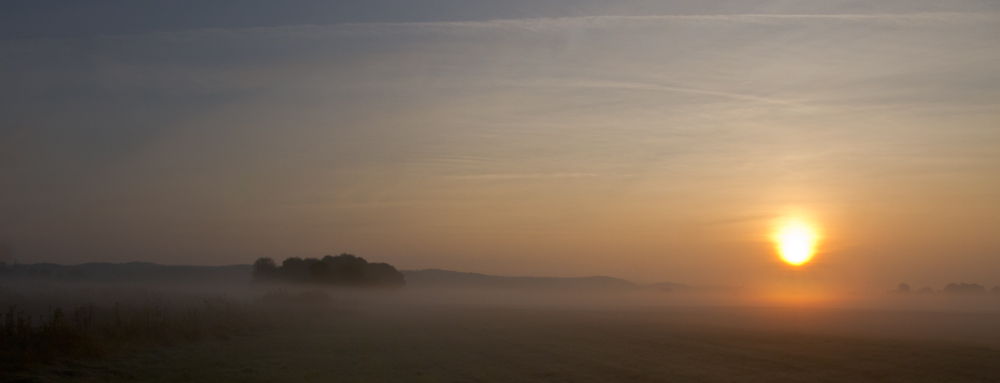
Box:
[0,285,280,372]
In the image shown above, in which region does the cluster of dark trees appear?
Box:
[942,282,991,294]
[252,254,405,287]
[896,282,1000,294]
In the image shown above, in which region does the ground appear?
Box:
[14,301,1000,383]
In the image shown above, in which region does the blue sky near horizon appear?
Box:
[1,1,998,287]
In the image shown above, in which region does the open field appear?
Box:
[7,286,1000,383]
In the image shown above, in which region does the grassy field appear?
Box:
[11,293,1000,383]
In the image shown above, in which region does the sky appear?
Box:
[1,0,998,288]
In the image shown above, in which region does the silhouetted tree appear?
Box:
[323,254,368,285]
[366,262,406,287]
[942,283,986,294]
[279,257,312,281]
[252,258,278,281]
[251,254,404,287]
[308,261,333,282]
[896,283,911,293]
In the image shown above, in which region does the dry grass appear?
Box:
[0,283,340,376]
[0,297,269,373]
[12,303,1000,383]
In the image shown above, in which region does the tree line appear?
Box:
[251,254,405,287]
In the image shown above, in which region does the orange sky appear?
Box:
[1,4,998,289]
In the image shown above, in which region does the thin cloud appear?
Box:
[524,79,813,110]
[450,173,602,180]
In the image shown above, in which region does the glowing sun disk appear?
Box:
[774,221,818,266]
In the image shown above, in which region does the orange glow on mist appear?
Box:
[754,287,841,307]
[772,219,819,266]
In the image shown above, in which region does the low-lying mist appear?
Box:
[3,270,1000,381]
[5,276,1000,339]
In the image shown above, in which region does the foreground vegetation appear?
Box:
[1,300,261,372]
[15,303,1000,383]
[0,284,337,375]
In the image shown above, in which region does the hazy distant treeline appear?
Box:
[0,261,251,284]
[895,282,1000,295]
[251,254,405,287]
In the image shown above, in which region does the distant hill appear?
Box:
[1,262,705,292]
[0,262,252,284]
[401,269,637,291]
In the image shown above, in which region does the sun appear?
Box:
[773,220,819,266]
